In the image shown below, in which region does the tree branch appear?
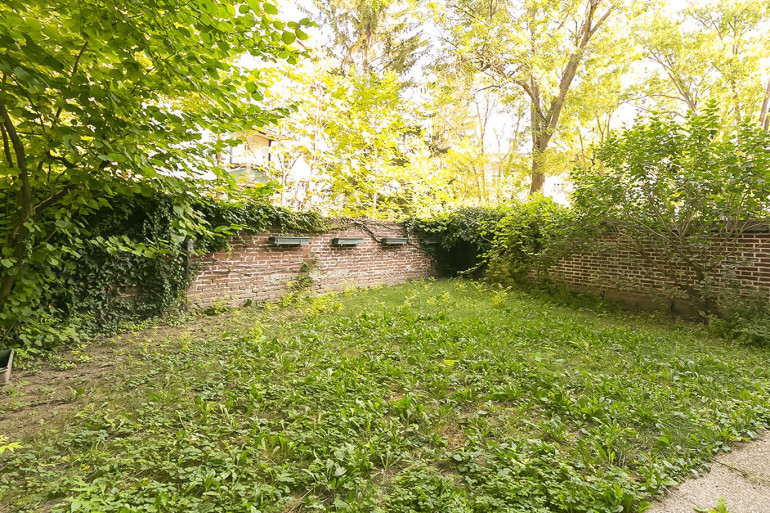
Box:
[0,98,32,309]
[0,100,26,172]
[544,0,612,133]
[46,151,77,169]
[759,75,770,130]
[55,41,89,121]
[0,122,12,168]
[34,183,75,213]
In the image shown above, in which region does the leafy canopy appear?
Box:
[572,107,770,313]
[0,0,310,344]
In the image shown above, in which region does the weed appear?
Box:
[2,280,770,513]
[695,498,730,513]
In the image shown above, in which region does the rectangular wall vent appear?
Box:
[332,238,364,247]
[269,236,310,247]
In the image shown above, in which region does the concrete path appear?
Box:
[649,433,770,513]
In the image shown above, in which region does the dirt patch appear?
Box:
[437,421,467,451]
[0,307,267,442]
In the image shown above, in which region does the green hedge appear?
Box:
[406,206,510,276]
[406,197,573,280]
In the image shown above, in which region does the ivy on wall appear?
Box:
[405,206,511,276]
[6,193,328,353]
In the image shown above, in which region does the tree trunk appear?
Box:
[0,101,32,314]
[527,83,547,195]
[760,76,770,130]
[529,157,545,194]
[528,99,549,195]
[522,0,611,196]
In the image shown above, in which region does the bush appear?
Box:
[406,206,510,276]
[572,106,770,319]
[408,198,578,285]
[484,196,576,285]
[708,291,770,346]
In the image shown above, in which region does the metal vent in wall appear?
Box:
[332,237,364,247]
[381,237,408,246]
[269,236,310,247]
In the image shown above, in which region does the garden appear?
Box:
[2,0,770,512]
[3,280,770,512]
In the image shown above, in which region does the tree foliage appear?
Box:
[311,0,426,75]
[0,0,310,345]
[573,107,770,316]
[636,0,769,126]
[437,0,621,194]
[323,72,443,219]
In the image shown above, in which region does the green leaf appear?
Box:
[281,31,296,44]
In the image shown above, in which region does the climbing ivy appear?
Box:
[406,207,510,276]
[5,192,328,354]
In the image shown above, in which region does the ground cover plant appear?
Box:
[2,280,770,512]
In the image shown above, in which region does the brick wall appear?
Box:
[546,228,770,314]
[187,220,433,308]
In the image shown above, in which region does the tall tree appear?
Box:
[323,72,440,218]
[439,0,620,194]
[636,1,769,125]
[274,0,440,217]
[260,62,337,211]
[425,62,530,204]
[310,0,425,75]
[0,0,308,333]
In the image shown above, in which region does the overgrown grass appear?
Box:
[2,280,770,512]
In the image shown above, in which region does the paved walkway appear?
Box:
[650,433,770,513]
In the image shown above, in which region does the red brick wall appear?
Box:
[546,229,770,313]
[187,220,434,308]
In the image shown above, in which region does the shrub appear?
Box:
[708,291,770,346]
[484,196,576,285]
[406,206,510,276]
[572,106,770,319]
[408,198,578,285]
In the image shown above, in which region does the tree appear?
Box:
[572,108,770,317]
[439,0,620,194]
[323,72,443,218]
[0,0,309,341]
[310,0,425,75]
[635,1,770,126]
[257,0,445,218]
[260,62,337,211]
[425,63,531,205]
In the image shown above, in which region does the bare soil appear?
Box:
[0,308,261,442]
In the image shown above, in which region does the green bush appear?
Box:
[408,198,578,284]
[572,106,770,319]
[484,196,576,285]
[708,291,770,346]
[406,206,510,276]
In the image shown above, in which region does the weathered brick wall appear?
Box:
[546,228,770,313]
[187,220,433,308]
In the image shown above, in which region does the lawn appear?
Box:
[2,280,770,513]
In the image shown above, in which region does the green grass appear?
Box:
[2,279,770,512]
